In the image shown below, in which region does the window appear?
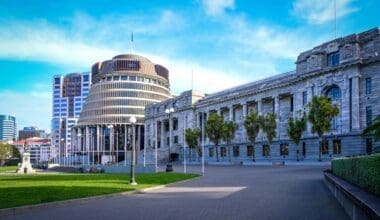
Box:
[174,136,178,144]
[366,106,372,126]
[54,77,60,84]
[165,122,169,132]
[209,148,214,157]
[333,139,341,154]
[233,146,239,157]
[290,97,294,112]
[302,142,306,157]
[121,76,128,80]
[365,78,372,95]
[83,75,89,82]
[166,137,169,146]
[106,77,112,81]
[113,76,119,81]
[366,138,372,154]
[321,140,329,154]
[280,143,289,156]
[327,52,340,67]
[247,146,253,157]
[221,147,227,157]
[302,91,307,106]
[129,76,136,81]
[173,118,178,130]
[262,145,270,157]
[326,86,341,101]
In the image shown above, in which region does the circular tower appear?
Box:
[74,54,171,165]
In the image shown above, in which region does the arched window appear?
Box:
[325,85,341,101]
[324,85,341,130]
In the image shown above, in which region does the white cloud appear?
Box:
[292,0,358,24]
[0,90,51,132]
[201,0,235,17]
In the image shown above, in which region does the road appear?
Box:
[3,165,348,220]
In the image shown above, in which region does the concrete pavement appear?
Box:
[3,165,348,220]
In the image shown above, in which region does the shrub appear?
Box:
[332,154,380,196]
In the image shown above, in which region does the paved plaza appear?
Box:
[3,165,348,220]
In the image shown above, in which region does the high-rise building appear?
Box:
[51,72,91,161]
[18,126,46,140]
[0,114,16,142]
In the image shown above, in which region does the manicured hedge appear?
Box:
[332,154,380,196]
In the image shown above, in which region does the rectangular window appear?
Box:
[166,137,169,146]
[221,147,227,157]
[321,140,329,154]
[174,136,178,144]
[106,77,112,81]
[327,52,340,67]
[247,146,253,157]
[365,77,372,95]
[121,76,128,80]
[54,77,60,84]
[290,97,294,112]
[209,148,214,157]
[302,142,306,157]
[173,119,178,130]
[233,146,239,157]
[129,76,136,81]
[333,139,341,154]
[366,138,372,154]
[83,75,89,82]
[302,91,307,106]
[113,76,119,81]
[280,143,289,156]
[366,106,372,126]
[165,122,169,132]
[262,145,270,157]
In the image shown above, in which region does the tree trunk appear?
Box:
[216,146,219,162]
[318,136,322,162]
[252,142,256,162]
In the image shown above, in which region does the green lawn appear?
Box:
[0,166,17,173]
[0,172,199,209]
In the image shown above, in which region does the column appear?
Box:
[137,125,141,162]
[351,76,360,131]
[242,103,247,118]
[257,99,262,115]
[229,106,233,121]
[306,86,313,135]
[169,118,173,150]
[274,96,280,139]
[161,120,165,148]
[96,125,100,164]
[124,124,127,166]
[85,126,90,165]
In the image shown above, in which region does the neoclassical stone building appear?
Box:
[144,28,380,163]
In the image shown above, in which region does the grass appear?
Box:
[0,166,17,173]
[0,172,199,209]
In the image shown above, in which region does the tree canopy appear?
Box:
[362,115,380,141]
[260,113,277,145]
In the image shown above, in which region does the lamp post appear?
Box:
[165,107,174,172]
[61,138,65,166]
[107,125,113,164]
[129,116,137,185]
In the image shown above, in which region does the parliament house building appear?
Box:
[144,28,380,164]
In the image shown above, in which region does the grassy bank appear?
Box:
[0,166,17,173]
[0,172,199,209]
[332,154,380,196]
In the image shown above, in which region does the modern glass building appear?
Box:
[18,126,46,140]
[73,54,172,165]
[0,114,16,142]
[51,72,91,162]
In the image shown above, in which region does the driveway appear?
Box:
[2,165,348,220]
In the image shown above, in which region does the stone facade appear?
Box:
[144,28,380,163]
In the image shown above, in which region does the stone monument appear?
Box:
[17,141,35,174]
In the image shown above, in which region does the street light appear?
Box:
[129,116,137,185]
[107,125,114,164]
[165,107,174,172]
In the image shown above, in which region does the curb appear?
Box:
[0,175,201,217]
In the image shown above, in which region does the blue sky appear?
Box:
[0,0,378,132]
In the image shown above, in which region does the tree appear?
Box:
[260,113,277,157]
[362,115,380,141]
[287,111,307,161]
[0,143,12,166]
[244,111,261,161]
[205,112,224,162]
[221,120,238,162]
[308,96,339,161]
[185,128,201,161]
